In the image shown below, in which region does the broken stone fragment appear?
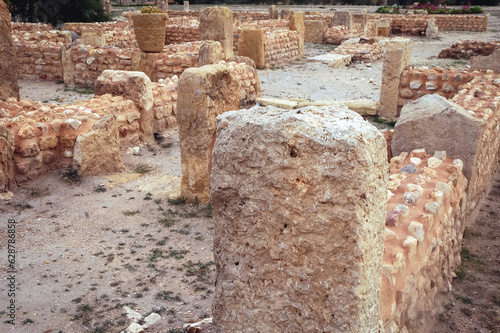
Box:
[395,203,409,216]
[403,236,418,260]
[65,118,82,130]
[427,156,443,168]
[385,228,399,240]
[403,191,419,205]
[142,312,161,328]
[435,182,452,196]
[409,157,421,166]
[125,322,144,333]
[433,150,447,160]
[406,183,423,195]
[386,210,401,227]
[410,148,426,159]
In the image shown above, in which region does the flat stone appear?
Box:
[401,164,417,174]
[427,156,443,168]
[424,201,439,216]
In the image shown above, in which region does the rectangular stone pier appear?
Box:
[210,105,388,332]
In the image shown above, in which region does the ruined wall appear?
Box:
[264,29,300,67]
[333,38,387,62]
[367,14,488,32]
[383,151,467,332]
[12,22,52,32]
[438,41,500,59]
[397,66,476,109]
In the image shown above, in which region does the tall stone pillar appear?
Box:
[290,12,305,57]
[211,105,388,332]
[0,0,20,101]
[332,11,353,32]
[269,5,278,19]
[177,64,240,203]
[184,1,189,11]
[199,7,233,60]
[379,39,411,120]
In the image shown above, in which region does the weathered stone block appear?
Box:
[333,11,353,32]
[269,5,278,19]
[379,39,411,120]
[0,125,16,192]
[73,114,124,176]
[198,41,225,66]
[238,29,265,69]
[177,64,240,203]
[95,70,154,143]
[0,0,20,100]
[392,94,483,180]
[304,20,326,44]
[211,105,388,332]
[199,7,233,60]
[471,48,500,73]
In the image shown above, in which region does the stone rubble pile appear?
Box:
[438,40,500,59]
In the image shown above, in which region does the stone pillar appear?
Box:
[94,70,154,144]
[184,1,189,12]
[238,29,265,69]
[425,17,438,38]
[74,114,125,176]
[198,41,225,66]
[304,20,326,44]
[281,8,293,20]
[269,5,278,19]
[0,0,20,101]
[0,125,16,193]
[290,12,305,57]
[332,11,353,32]
[377,19,390,37]
[62,45,75,86]
[177,64,240,203]
[379,39,411,120]
[211,105,388,332]
[199,7,233,60]
[157,0,168,11]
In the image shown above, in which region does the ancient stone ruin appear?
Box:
[1,3,499,333]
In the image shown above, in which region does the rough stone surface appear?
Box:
[0,0,20,100]
[177,64,240,203]
[304,20,325,44]
[333,11,354,32]
[379,39,411,120]
[95,70,154,143]
[0,125,16,192]
[198,41,225,66]
[425,17,439,38]
[392,94,483,180]
[238,29,265,69]
[470,48,500,73]
[73,114,124,176]
[199,7,233,60]
[290,12,305,56]
[211,105,388,332]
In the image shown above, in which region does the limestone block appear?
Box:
[269,5,278,20]
[73,114,124,176]
[211,105,388,332]
[199,7,233,60]
[304,20,326,44]
[391,94,483,180]
[471,48,500,73]
[132,52,156,81]
[426,17,439,39]
[177,64,240,203]
[198,41,225,66]
[81,31,106,46]
[379,39,411,120]
[238,29,265,69]
[281,8,293,20]
[0,0,20,100]
[0,125,16,192]
[290,12,305,56]
[95,70,154,143]
[308,53,351,68]
[333,11,353,32]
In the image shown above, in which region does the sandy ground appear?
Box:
[1,6,500,333]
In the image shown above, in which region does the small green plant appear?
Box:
[22,318,34,324]
[144,192,153,200]
[455,265,467,281]
[61,167,82,183]
[141,5,165,13]
[454,293,472,304]
[160,142,174,149]
[94,186,107,193]
[29,187,50,198]
[156,290,182,301]
[204,204,213,218]
[123,210,140,216]
[134,164,153,174]
[64,86,94,94]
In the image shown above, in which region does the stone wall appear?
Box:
[165,19,199,45]
[438,41,500,59]
[383,150,467,332]
[367,14,488,33]
[264,30,300,67]
[12,22,53,32]
[397,66,476,109]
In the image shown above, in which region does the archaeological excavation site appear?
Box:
[0,0,499,332]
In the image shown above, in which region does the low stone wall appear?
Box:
[367,14,488,33]
[397,66,476,108]
[438,41,500,59]
[323,22,368,44]
[264,29,300,67]
[66,42,201,87]
[12,22,52,32]
[332,38,387,62]
[383,151,467,332]
[13,30,70,80]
